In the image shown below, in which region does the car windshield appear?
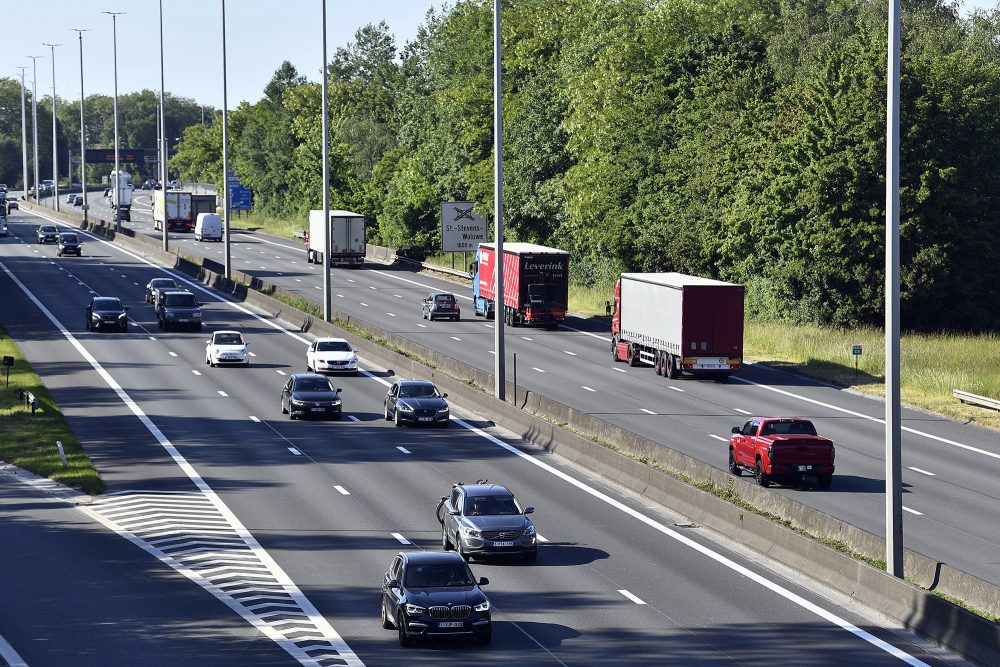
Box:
[433,294,455,304]
[295,378,334,392]
[398,384,440,399]
[761,421,817,436]
[316,341,351,352]
[40,226,56,233]
[164,293,198,307]
[404,562,474,588]
[94,298,121,310]
[151,279,177,289]
[60,234,78,243]
[214,333,244,345]
[464,495,520,516]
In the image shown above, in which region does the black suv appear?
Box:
[156,290,203,331]
[57,232,82,256]
[381,551,491,646]
[437,482,537,562]
[36,224,59,244]
[86,297,129,332]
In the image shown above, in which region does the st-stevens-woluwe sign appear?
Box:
[441,201,487,252]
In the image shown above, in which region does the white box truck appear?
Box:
[306,210,366,266]
[153,190,194,232]
[108,171,133,211]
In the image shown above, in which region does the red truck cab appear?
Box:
[728,417,835,489]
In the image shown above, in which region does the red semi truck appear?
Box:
[611,273,744,379]
[471,243,569,328]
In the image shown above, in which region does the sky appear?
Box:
[3,0,997,108]
[2,0,442,108]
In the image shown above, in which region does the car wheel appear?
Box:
[442,527,452,550]
[439,419,449,428]
[523,548,537,563]
[397,613,414,647]
[85,319,91,331]
[476,627,492,645]
[195,324,202,333]
[428,314,434,322]
[120,322,128,333]
[453,315,460,321]
[394,409,402,427]
[816,473,833,490]
[381,597,394,629]
[457,537,470,562]
[281,400,288,415]
[305,360,312,372]
[244,360,250,368]
[384,402,391,421]
[728,449,741,477]
[755,458,770,488]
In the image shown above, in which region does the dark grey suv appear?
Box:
[57,232,82,256]
[438,482,537,562]
[156,290,203,331]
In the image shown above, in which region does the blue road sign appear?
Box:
[229,186,252,211]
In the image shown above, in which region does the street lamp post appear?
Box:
[28,56,41,206]
[72,29,89,223]
[43,43,61,212]
[493,0,506,400]
[17,67,29,200]
[321,0,331,321]
[158,0,168,252]
[103,12,124,230]
[221,0,232,279]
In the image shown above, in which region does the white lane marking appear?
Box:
[191,370,202,376]
[563,350,577,356]
[360,303,369,307]
[532,367,546,373]
[0,630,28,667]
[450,417,927,666]
[276,370,286,376]
[347,279,355,283]
[907,467,935,477]
[668,386,684,393]
[314,286,321,290]
[393,294,402,298]
[249,416,261,423]
[483,323,493,329]
[392,533,411,545]
[1,254,363,666]
[450,336,462,341]
[229,233,300,253]
[288,447,302,456]
[734,408,752,415]
[488,350,495,355]
[259,266,266,269]
[417,323,427,328]
[169,351,178,357]
[218,391,228,397]
[612,367,627,373]
[368,285,377,290]
[291,260,297,264]
[641,409,657,415]
[560,323,609,341]
[337,294,345,298]
[249,352,257,357]
[259,250,267,254]
[536,533,549,543]
[732,374,1000,462]
[295,279,302,283]
[581,386,596,392]
[710,434,729,442]
[347,415,361,422]
[387,313,397,317]
[618,589,647,605]
[521,336,533,341]
[396,446,411,454]
[133,282,140,286]
[334,485,350,495]
[902,506,924,516]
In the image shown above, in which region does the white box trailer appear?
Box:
[153,190,194,232]
[306,210,366,266]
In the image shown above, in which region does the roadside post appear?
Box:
[56,441,68,470]
[852,344,863,377]
[2,355,12,387]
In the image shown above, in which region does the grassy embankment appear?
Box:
[0,326,104,495]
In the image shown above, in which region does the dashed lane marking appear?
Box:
[902,506,924,516]
[396,446,410,455]
[668,386,684,393]
[734,408,751,415]
[581,386,596,392]
[347,416,360,422]
[169,352,178,357]
[640,409,657,415]
[908,467,935,477]
[532,367,546,373]
[249,416,261,423]
[192,370,202,376]
[218,391,228,397]
[334,486,350,495]
[612,368,627,373]
[288,448,302,456]
[618,589,647,605]
[563,351,577,356]
[709,435,728,442]
[392,533,411,545]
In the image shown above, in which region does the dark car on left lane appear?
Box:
[36,224,59,244]
[280,373,343,420]
[384,380,449,427]
[145,277,180,305]
[57,232,82,256]
[86,297,129,332]
[381,551,492,647]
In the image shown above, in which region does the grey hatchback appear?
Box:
[421,292,460,321]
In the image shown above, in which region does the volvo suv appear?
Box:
[437,481,537,562]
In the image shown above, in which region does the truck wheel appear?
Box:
[729,449,741,476]
[611,338,619,362]
[816,474,833,489]
[654,351,663,376]
[755,458,770,487]
[666,354,678,380]
[627,344,637,367]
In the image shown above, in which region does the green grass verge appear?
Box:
[0,326,104,495]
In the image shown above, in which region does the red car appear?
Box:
[728,417,835,489]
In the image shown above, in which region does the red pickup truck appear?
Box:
[728,417,835,489]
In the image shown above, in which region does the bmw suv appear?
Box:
[438,482,537,562]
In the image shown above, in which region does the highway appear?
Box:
[65,190,1000,589]
[0,208,959,665]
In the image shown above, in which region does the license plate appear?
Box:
[418,417,433,422]
[798,465,812,471]
[178,318,190,323]
[439,621,463,628]
[311,407,325,412]
[492,541,514,547]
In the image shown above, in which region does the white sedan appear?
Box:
[205,330,249,367]
[306,337,358,375]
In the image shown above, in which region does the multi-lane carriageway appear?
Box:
[0,204,974,665]
[75,189,1000,589]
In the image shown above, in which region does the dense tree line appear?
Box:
[31,0,1000,331]
[0,80,209,187]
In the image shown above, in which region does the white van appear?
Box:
[194,213,222,242]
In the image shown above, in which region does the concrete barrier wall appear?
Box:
[26,202,999,664]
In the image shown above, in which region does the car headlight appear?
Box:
[332,398,342,406]
[193,312,202,319]
[460,526,481,538]
[524,524,535,536]
[91,313,100,320]
[118,313,128,320]
[404,603,425,615]
[436,407,449,415]
[166,312,176,318]
[397,403,414,412]
[290,399,306,406]
[473,600,490,612]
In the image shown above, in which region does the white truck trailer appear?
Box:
[305,210,366,266]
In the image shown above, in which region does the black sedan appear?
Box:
[36,224,59,244]
[422,292,461,321]
[280,373,342,420]
[145,277,180,305]
[57,232,82,257]
[384,380,449,427]
[381,551,491,647]
[86,297,129,332]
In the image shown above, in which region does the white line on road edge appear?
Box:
[907,467,935,477]
[396,446,411,454]
[392,533,411,545]
[450,417,928,667]
[902,506,924,516]
[288,448,302,456]
[0,631,27,667]
[334,486,350,495]
[618,589,647,605]
[0,258,363,667]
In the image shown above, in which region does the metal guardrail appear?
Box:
[953,389,1000,411]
